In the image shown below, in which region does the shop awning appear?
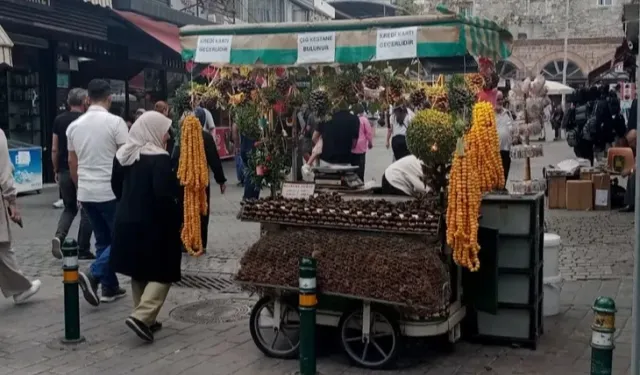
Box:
[84,0,112,7]
[114,10,181,54]
[328,0,401,19]
[180,6,513,66]
[587,41,632,83]
[0,25,13,68]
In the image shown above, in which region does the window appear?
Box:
[458,2,472,17]
[517,33,528,40]
[598,0,612,6]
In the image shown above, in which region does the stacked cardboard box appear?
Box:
[547,168,611,211]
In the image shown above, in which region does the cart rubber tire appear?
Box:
[249,296,300,360]
[338,306,400,369]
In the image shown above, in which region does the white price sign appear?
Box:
[194,35,233,64]
[296,32,336,64]
[282,182,316,199]
[374,27,418,61]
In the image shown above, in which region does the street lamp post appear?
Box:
[633,3,640,373]
[561,0,569,109]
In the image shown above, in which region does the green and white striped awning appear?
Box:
[179,6,512,67]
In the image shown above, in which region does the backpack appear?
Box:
[566,128,579,147]
[566,106,586,148]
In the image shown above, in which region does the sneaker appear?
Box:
[78,252,96,260]
[126,317,154,342]
[13,280,41,305]
[51,237,62,259]
[100,287,127,303]
[78,272,100,306]
[150,321,162,333]
[53,199,64,209]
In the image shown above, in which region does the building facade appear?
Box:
[171,0,337,24]
[0,0,207,182]
[416,0,630,84]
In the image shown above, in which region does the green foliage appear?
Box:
[406,109,456,167]
[395,0,422,15]
[246,135,291,192]
[234,103,262,141]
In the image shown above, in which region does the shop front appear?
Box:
[0,0,205,183]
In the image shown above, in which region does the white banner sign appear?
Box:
[296,32,336,64]
[194,35,233,64]
[374,27,418,61]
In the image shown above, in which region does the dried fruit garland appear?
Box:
[177,115,209,256]
[446,102,504,272]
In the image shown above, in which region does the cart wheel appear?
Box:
[338,306,400,369]
[249,296,300,359]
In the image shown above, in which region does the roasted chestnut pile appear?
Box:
[239,193,441,234]
[235,228,450,317]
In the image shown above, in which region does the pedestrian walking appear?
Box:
[67,79,129,306]
[351,103,373,181]
[110,111,180,342]
[386,105,415,161]
[0,128,41,304]
[495,92,514,185]
[51,88,95,260]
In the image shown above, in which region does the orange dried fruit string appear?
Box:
[446,102,502,272]
[177,114,209,256]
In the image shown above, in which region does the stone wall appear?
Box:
[415,0,628,79]
[417,0,628,39]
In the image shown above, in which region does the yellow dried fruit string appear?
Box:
[178,115,209,257]
[447,102,503,272]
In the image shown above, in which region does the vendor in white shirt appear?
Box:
[381,155,431,196]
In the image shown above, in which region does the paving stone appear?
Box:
[0,135,635,374]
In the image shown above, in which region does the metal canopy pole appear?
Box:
[633,3,640,371]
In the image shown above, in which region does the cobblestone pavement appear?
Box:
[0,130,634,373]
[10,131,633,282]
[0,276,633,375]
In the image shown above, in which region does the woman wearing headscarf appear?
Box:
[172,108,226,253]
[110,111,181,342]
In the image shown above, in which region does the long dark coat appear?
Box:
[110,154,182,283]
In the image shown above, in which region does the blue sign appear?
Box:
[9,147,43,193]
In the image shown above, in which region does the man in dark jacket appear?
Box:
[629,98,637,131]
[564,88,594,164]
[312,109,360,165]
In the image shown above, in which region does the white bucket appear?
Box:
[543,275,562,316]
[543,233,561,279]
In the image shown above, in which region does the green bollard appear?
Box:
[299,257,317,375]
[61,238,85,344]
[590,297,616,375]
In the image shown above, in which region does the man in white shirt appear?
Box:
[381,155,431,196]
[67,79,129,307]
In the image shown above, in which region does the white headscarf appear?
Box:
[116,111,171,166]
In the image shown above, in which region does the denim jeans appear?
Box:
[81,200,118,293]
[241,150,260,200]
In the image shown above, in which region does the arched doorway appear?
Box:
[496,60,520,79]
[540,60,585,82]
